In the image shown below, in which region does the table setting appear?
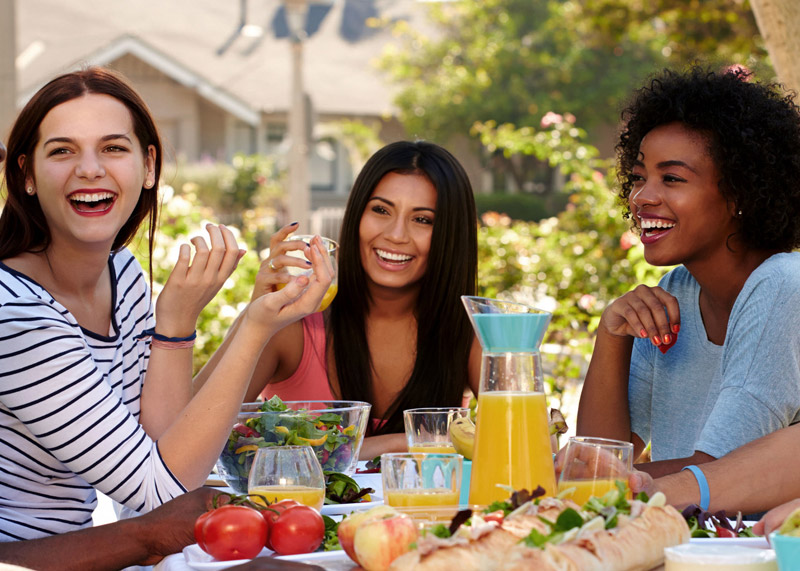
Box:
[156,296,798,571]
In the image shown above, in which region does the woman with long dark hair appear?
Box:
[0,67,333,540]
[198,141,479,455]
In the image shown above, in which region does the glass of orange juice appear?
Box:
[382,453,462,522]
[247,445,325,511]
[556,436,633,507]
[274,235,338,312]
[403,407,469,453]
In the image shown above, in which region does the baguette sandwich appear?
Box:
[390,485,689,571]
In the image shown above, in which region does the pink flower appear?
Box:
[620,230,638,250]
[578,294,596,311]
[540,111,563,129]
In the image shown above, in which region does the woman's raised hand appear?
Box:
[251,222,315,301]
[156,223,246,336]
[246,234,334,332]
[601,285,681,348]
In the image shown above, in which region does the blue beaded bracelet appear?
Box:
[682,465,710,511]
[136,328,197,343]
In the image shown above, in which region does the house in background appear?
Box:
[5,0,486,211]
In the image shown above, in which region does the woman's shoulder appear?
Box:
[738,252,800,297]
[658,265,696,293]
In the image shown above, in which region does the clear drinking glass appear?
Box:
[275,234,338,312]
[382,452,462,516]
[247,445,325,511]
[403,407,470,453]
[557,436,634,506]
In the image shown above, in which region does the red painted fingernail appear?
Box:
[652,335,662,345]
[663,334,671,344]
[672,324,680,333]
[640,329,647,338]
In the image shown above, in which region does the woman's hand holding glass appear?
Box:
[156,223,245,336]
[252,223,338,313]
[246,234,335,334]
[555,436,634,506]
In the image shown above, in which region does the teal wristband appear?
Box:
[682,465,710,511]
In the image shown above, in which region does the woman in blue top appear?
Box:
[577,66,800,479]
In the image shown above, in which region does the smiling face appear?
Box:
[629,122,738,268]
[24,93,156,253]
[358,171,437,293]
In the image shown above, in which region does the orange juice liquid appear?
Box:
[249,485,325,511]
[557,478,629,506]
[276,282,338,312]
[469,391,556,505]
[385,488,460,507]
[408,443,458,454]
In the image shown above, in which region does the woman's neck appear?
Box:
[365,282,420,319]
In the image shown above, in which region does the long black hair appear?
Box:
[330,141,478,434]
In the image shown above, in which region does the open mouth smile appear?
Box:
[68,191,116,214]
[375,248,413,265]
[639,217,675,241]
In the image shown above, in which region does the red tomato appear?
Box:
[269,505,325,556]
[198,505,268,561]
[262,499,300,550]
[233,423,260,438]
[714,525,737,538]
[194,510,214,551]
[483,510,505,524]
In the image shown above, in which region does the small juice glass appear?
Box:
[403,407,469,453]
[247,445,325,511]
[557,436,633,506]
[382,453,462,523]
[274,235,338,312]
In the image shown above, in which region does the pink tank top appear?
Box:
[260,312,334,402]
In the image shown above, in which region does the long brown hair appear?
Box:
[330,141,478,434]
[0,67,162,271]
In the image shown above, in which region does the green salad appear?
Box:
[217,396,361,493]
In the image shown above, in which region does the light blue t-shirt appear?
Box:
[629,252,800,461]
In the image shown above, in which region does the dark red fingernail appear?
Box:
[663,334,671,344]
[640,329,647,338]
[652,335,661,345]
[672,324,680,333]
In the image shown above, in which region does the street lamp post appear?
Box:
[285,0,310,231]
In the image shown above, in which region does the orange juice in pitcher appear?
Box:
[462,297,556,506]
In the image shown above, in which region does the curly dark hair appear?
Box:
[616,66,800,252]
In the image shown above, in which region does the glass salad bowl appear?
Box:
[215,398,372,494]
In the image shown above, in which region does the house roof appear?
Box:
[16,0,433,119]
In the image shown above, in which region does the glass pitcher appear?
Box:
[462,296,556,505]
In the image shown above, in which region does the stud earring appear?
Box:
[26,187,34,195]
[738,210,743,216]
[144,180,153,189]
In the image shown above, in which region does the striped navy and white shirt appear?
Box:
[0,249,186,541]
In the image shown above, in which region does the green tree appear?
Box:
[378,0,769,191]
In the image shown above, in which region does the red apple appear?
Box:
[337,505,399,565]
[353,513,419,571]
